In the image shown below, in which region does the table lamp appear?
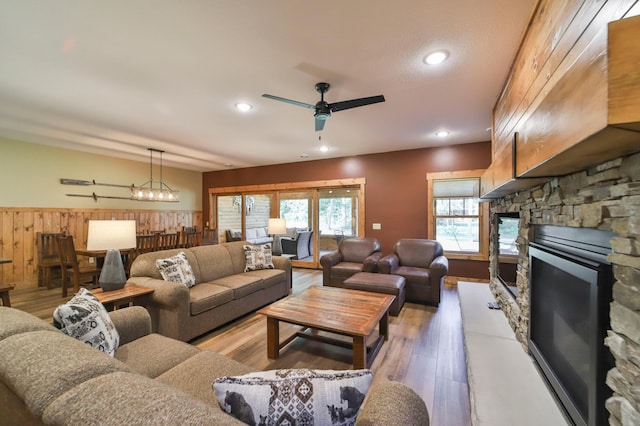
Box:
[87,220,137,291]
[267,218,286,255]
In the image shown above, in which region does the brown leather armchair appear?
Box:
[320,237,383,287]
[378,239,448,306]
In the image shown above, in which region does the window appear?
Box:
[318,189,357,237]
[427,170,488,260]
[498,215,519,256]
[279,198,310,229]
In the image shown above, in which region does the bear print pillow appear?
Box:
[212,368,372,425]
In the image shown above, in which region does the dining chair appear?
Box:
[182,231,202,248]
[202,227,217,245]
[157,232,180,250]
[56,235,101,297]
[136,234,159,253]
[127,234,159,275]
[37,232,66,289]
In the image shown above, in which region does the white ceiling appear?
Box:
[0,0,536,172]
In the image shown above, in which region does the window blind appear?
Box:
[432,178,480,198]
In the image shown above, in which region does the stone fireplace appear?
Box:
[489,152,640,425]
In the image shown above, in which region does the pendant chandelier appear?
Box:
[131,148,179,202]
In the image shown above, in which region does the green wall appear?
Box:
[0,138,202,210]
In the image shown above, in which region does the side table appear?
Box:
[1,258,13,307]
[91,284,154,311]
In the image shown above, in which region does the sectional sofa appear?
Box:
[0,306,429,425]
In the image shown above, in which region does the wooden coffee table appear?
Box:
[91,284,154,311]
[257,285,395,369]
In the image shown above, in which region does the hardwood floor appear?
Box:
[9,268,471,426]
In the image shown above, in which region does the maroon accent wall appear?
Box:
[203,142,492,279]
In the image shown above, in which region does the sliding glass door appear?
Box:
[318,188,359,258]
[279,191,315,267]
[210,178,365,269]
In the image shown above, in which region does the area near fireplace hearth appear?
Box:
[489,153,640,426]
[459,281,566,425]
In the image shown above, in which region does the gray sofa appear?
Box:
[128,241,291,341]
[225,227,273,245]
[0,306,430,425]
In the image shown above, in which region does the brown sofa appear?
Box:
[378,239,449,306]
[128,241,291,341]
[0,306,430,425]
[320,237,383,287]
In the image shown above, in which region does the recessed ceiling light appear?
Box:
[235,103,253,112]
[436,130,450,138]
[300,153,309,158]
[320,145,329,153]
[424,50,449,65]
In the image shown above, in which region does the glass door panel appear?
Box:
[279,191,315,267]
[244,193,274,245]
[217,195,242,242]
[318,188,359,258]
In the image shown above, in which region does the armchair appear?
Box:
[378,239,448,306]
[320,237,383,287]
[281,230,313,259]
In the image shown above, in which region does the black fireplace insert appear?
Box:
[529,225,614,426]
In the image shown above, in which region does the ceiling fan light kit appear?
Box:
[262,82,385,131]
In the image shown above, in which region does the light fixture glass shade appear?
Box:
[130,148,180,202]
[87,220,136,292]
[130,185,179,202]
[267,218,286,235]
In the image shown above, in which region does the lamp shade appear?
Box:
[267,218,286,235]
[87,220,136,250]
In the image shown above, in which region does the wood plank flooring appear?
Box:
[9,269,471,426]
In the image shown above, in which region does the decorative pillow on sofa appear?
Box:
[212,368,372,425]
[156,251,196,287]
[243,244,274,272]
[53,288,120,356]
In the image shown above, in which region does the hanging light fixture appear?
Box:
[131,148,179,202]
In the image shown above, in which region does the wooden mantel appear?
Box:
[482,5,640,199]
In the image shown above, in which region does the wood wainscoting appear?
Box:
[0,207,202,290]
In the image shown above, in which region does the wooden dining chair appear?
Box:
[37,232,66,289]
[127,234,158,275]
[202,227,217,245]
[182,231,202,248]
[157,232,180,250]
[57,235,101,297]
[136,234,159,253]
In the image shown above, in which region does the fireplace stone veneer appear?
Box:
[488,152,640,425]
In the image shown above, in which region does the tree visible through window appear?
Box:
[434,197,480,252]
[319,197,353,235]
[427,170,487,258]
[280,199,309,228]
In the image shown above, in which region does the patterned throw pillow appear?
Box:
[212,369,372,425]
[156,251,196,287]
[53,288,120,357]
[243,244,274,272]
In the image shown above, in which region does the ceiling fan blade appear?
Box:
[315,116,327,131]
[262,94,315,109]
[329,95,385,112]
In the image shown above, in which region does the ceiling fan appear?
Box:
[262,82,385,131]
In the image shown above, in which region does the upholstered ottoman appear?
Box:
[342,272,406,316]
